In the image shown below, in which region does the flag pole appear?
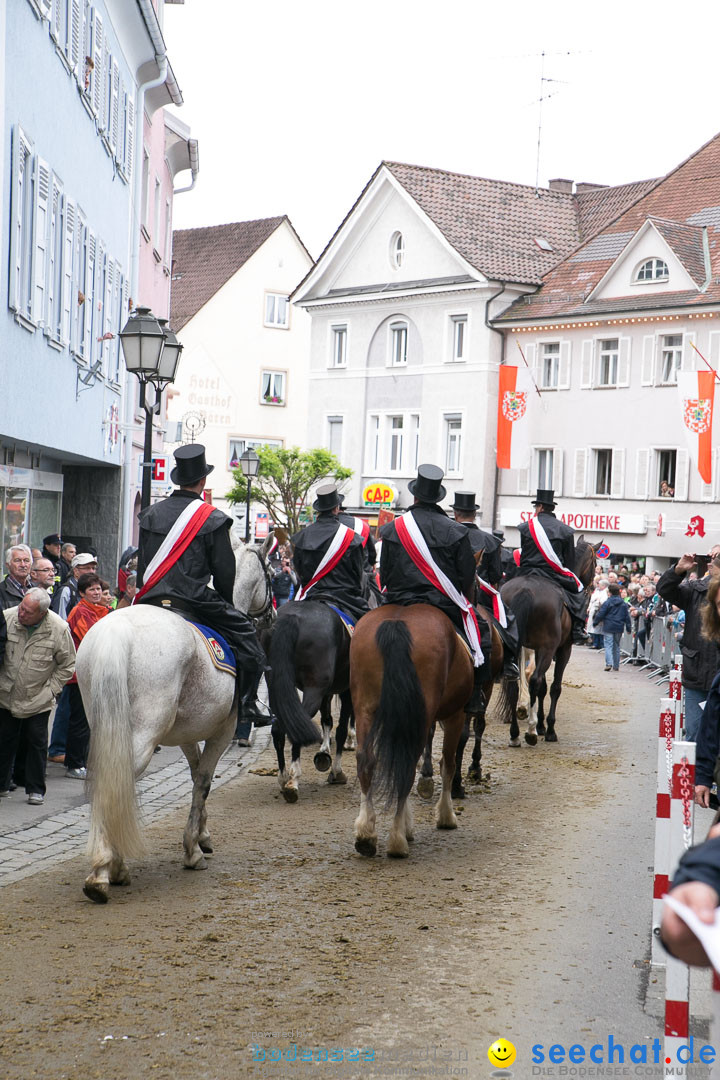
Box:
[689,341,720,383]
[514,340,543,397]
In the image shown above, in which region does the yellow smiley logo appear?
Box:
[488,1038,517,1068]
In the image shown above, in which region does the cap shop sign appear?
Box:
[362,482,397,507]
[500,508,647,534]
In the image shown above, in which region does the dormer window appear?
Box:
[635,258,668,282]
[389,231,405,269]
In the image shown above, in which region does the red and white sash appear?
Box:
[352,516,370,547]
[476,575,507,628]
[395,513,483,667]
[295,523,354,602]
[135,499,215,603]
[528,514,583,592]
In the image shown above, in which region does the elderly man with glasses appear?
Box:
[30,558,57,594]
[0,545,33,611]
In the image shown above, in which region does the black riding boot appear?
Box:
[571,617,589,645]
[465,662,491,715]
[502,647,520,681]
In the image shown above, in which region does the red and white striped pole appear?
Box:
[672,656,685,736]
[653,697,677,965]
[664,740,695,1076]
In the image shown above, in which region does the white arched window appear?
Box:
[635,257,668,282]
[389,231,405,269]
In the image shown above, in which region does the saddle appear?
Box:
[151,599,236,675]
[326,603,356,638]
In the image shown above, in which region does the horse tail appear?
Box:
[268,616,321,746]
[507,586,534,642]
[83,619,146,862]
[358,619,426,809]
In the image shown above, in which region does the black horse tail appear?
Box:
[358,620,426,809]
[268,617,321,747]
[507,586,534,642]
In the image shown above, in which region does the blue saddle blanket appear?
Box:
[327,604,356,636]
[189,622,236,675]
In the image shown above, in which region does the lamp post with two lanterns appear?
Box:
[118,306,183,512]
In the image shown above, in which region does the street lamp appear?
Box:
[119,307,184,512]
[239,448,260,543]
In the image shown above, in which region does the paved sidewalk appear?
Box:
[0,730,271,887]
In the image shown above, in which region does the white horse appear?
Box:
[77,535,291,904]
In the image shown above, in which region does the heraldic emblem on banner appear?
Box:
[502,391,528,422]
[683,398,712,434]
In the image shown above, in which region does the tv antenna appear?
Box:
[532,49,580,194]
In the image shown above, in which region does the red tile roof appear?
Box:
[497,131,720,322]
[171,217,289,331]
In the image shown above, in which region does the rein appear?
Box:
[246,546,275,627]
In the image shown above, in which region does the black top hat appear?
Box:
[532,488,556,508]
[492,529,505,541]
[43,533,62,547]
[450,491,479,513]
[171,443,215,486]
[408,464,446,503]
[313,482,341,513]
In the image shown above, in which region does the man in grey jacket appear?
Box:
[0,588,76,805]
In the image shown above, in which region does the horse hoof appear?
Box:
[282,786,299,803]
[544,731,558,743]
[355,837,377,857]
[83,880,109,904]
[537,724,546,737]
[436,817,458,831]
[199,840,214,854]
[328,770,347,785]
[451,783,465,800]
[184,856,208,870]
[517,705,528,721]
[387,847,410,859]
[345,735,356,751]
[313,751,332,773]
[467,766,481,781]
[509,738,521,747]
[524,732,538,747]
[417,776,434,800]
[109,873,131,887]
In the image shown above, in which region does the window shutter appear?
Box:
[516,466,530,497]
[681,331,697,372]
[102,257,114,375]
[50,0,63,43]
[610,448,625,499]
[61,196,75,346]
[558,341,571,390]
[82,231,95,361]
[99,40,110,133]
[32,157,51,326]
[709,332,720,372]
[617,336,631,387]
[523,342,537,384]
[552,447,564,495]
[640,334,655,385]
[124,93,134,181]
[45,174,62,338]
[92,12,104,117]
[69,0,81,77]
[580,340,593,388]
[634,448,650,498]
[9,127,31,314]
[701,449,717,501]
[72,211,86,357]
[93,240,105,366]
[674,447,690,501]
[573,448,587,497]
[115,75,125,165]
[110,60,120,154]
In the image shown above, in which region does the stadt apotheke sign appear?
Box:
[499,508,647,534]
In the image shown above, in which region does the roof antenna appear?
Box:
[533,49,575,195]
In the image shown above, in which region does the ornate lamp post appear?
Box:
[119,307,183,512]
[239,448,260,542]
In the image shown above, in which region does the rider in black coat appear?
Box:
[379,465,490,715]
[136,444,265,702]
[516,489,588,644]
[337,496,382,605]
[291,484,369,622]
[449,492,519,678]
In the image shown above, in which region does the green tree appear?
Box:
[227,446,352,535]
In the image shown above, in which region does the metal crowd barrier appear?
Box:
[619,616,679,684]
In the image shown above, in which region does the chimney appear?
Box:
[575,182,608,194]
[548,178,573,194]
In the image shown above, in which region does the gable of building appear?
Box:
[587,218,707,302]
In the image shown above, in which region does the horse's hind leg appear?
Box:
[506,678,521,747]
[387,797,413,858]
[181,744,212,855]
[354,711,377,857]
[436,715,462,830]
[181,728,232,869]
[468,711,486,781]
[545,641,572,742]
[328,691,350,785]
[452,712,472,799]
[306,690,332,773]
[417,722,435,800]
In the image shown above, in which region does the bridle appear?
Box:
[246,546,275,629]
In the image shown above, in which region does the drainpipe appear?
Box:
[485,283,507,532]
[120,54,168,551]
[173,139,199,195]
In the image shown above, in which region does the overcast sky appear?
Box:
[164,1,720,259]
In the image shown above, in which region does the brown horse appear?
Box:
[498,536,600,744]
[350,605,473,858]
[417,604,503,799]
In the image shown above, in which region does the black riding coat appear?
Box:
[516,511,586,618]
[337,511,377,568]
[291,513,369,621]
[460,522,503,587]
[657,566,720,690]
[379,505,476,633]
[136,490,264,672]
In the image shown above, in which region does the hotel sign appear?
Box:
[500,508,647,535]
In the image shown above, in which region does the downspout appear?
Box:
[173,139,199,195]
[120,55,168,550]
[485,283,507,532]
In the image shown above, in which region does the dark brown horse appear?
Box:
[350,605,473,858]
[498,536,600,744]
[417,604,503,800]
